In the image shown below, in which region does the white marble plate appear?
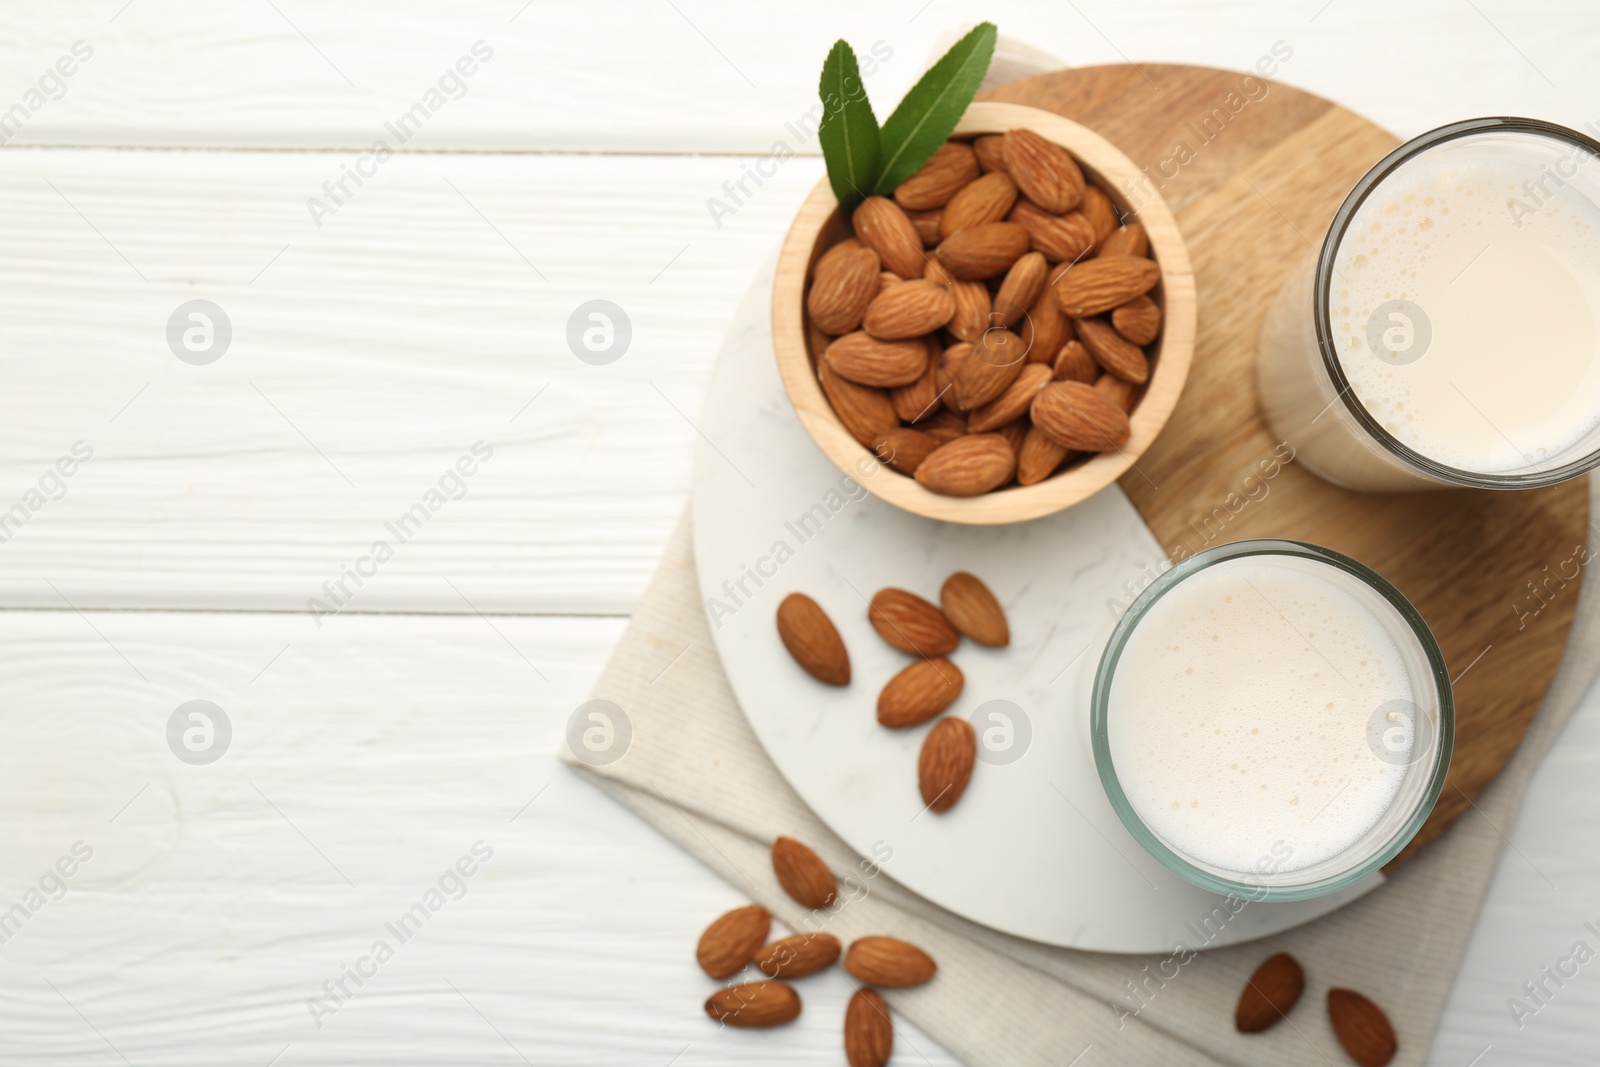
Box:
[689,258,1381,951]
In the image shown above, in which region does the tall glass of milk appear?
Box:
[1258,118,1600,491]
[1091,539,1453,899]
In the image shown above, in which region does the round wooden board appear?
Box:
[984,64,1590,865]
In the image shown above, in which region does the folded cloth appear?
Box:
[560,504,1600,1066]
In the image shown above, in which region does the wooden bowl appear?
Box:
[772,101,1196,525]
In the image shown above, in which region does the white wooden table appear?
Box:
[2,2,1598,1063]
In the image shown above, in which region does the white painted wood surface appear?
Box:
[2,1,1599,1062]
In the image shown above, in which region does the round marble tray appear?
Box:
[688,260,1380,952]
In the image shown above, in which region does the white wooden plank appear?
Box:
[0,146,820,614]
[0,609,961,1065]
[1,0,1595,151]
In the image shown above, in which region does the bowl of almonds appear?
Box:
[773,99,1196,524]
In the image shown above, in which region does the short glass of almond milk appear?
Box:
[1258,117,1600,491]
[1092,540,1453,899]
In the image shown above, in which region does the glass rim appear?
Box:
[1090,538,1456,901]
[1314,116,1600,489]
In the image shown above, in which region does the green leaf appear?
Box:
[817,39,881,213]
[873,22,996,195]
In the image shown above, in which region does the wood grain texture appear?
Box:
[990,64,1590,864]
[772,101,1195,524]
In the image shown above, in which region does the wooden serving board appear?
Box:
[986,64,1590,865]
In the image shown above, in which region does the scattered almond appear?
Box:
[1235,953,1304,1033]
[852,196,927,279]
[868,588,959,656]
[1112,294,1162,346]
[914,434,1016,496]
[704,981,802,1028]
[863,279,956,340]
[756,933,842,980]
[939,572,1009,647]
[874,427,940,475]
[696,905,771,979]
[937,222,1031,281]
[827,332,930,388]
[1053,256,1162,317]
[844,937,938,988]
[918,717,977,812]
[878,658,964,728]
[968,363,1051,434]
[1075,316,1150,384]
[1327,989,1397,1067]
[939,171,1018,237]
[1003,128,1085,214]
[894,141,979,211]
[1031,380,1132,451]
[808,246,881,335]
[776,593,851,686]
[772,836,838,909]
[845,988,894,1067]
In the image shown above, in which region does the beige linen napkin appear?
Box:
[559,37,1600,1066]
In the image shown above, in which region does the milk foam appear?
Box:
[1332,131,1600,474]
[1107,555,1413,874]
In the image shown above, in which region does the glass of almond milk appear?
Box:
[1092,540,1453,899]
[1258,118,1600,490]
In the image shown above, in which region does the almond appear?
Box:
[808,246,880,335]
[1080,185,1120,246]
[914,434,1016,496]
[940,571,1009,646]
[947,278,992,343]
[919,717,977,812]
[919,410,967,444]
[772,836,837,909]
[1075,316,1150,384]
[992,251,1048,328]
[844,937,938,988]
[845,988,894,1067]
[968,363,1051,433]
[906,208,943,247]
[1112,294,1162,346]
[1031,380,1132,452]
[878,658,964,727]
[852,196,926,279]
[997,417,1027,457]
[756,933,842,980]
[704,981,801,1028]
[775,593,850,685]
[1094,373,1138,412]
[827,332,929,388]
[877,271,902,294]
[1009,200,1096,264]
[868,588,959,656]
[1053,339,1099,384]
[874,427,940,475]
[972,134,1008,174]
[936,222,1030,281]
[1099,222,1149,259]
[894,141,979,210]
[697,905,771,979]
[1021,288,1067,363]
[1016,424,1072,485]
[863,279,956,340]
[819,357,898,447]
[816,237,865,275]
[1003,128,1085,214]
[940,171,1018,237]
[1235,953,1305,1033]
[890,350,942,422]
[1053,256,1162,317]
[1327,989,1398,1067]
[952,328,1026,409]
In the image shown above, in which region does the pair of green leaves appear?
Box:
[817,23,997,212]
